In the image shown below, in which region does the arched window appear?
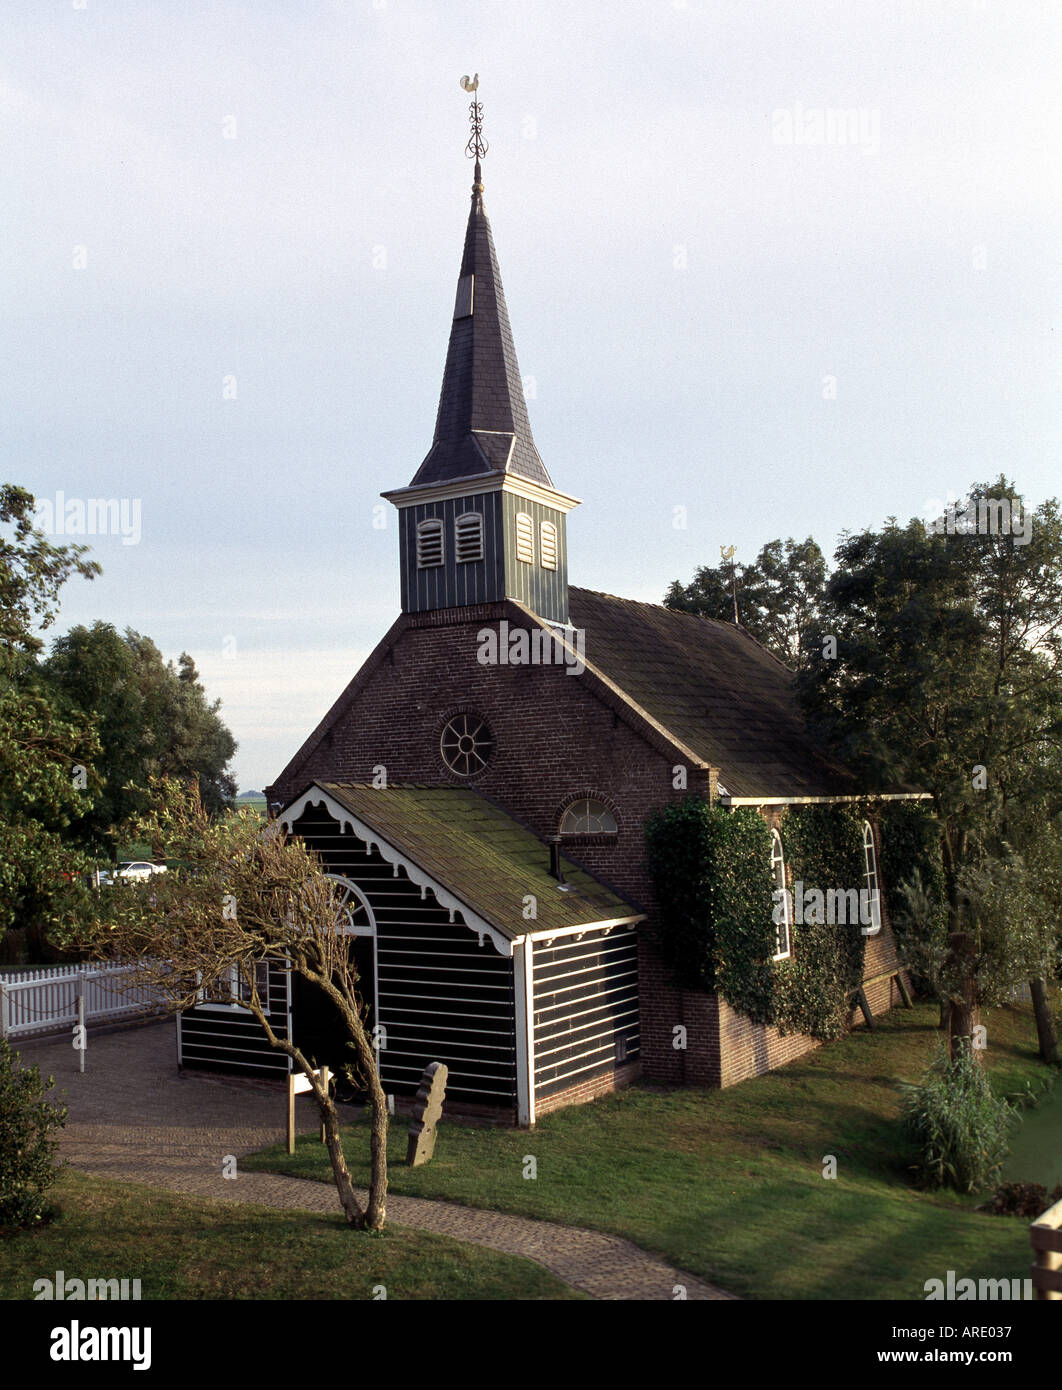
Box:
[559,798,618,836]
[771,829,791,960]
[455,511,484,563]
[515,511,535,564]
[416,517,444,568]
[862,822,882,935]
[540,520,558,570]
[324,874,376,936]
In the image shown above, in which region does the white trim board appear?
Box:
[717,792,932,806]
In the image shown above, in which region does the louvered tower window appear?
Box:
[416,518,444,568]
[540,520,558,570]
[515,512,534,564]
[455,512,484,563]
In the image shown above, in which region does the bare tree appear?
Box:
[94,778,388,1229]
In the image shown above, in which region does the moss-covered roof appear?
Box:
[313,783,640,938]
[568,587,868,799]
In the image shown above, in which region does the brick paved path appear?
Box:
[17,1019,733,1301]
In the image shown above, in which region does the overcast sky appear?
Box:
[3,1,1059,791]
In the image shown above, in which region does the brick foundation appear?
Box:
[534,1060,642,1120]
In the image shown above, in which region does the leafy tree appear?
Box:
[799,478,1062,1055]
[44,624,237,850]
[0,486,102,948]
[666,536,826,668]
[0,484,99,656]
[94,778,388,1230]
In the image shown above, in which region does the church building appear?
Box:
[177,93,916,1125]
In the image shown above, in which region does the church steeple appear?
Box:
[410,167,552,488]
[383,79,579,626]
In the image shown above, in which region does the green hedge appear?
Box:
[644,797,776,1023]
[645,797,881,1040]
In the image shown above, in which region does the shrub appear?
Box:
[981,1181,1062,1218]
[900,1043,1015,1193]
[0,1040,67,1231]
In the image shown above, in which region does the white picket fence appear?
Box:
[0,962,165,1042]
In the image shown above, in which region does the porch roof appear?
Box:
[287,782,642,941]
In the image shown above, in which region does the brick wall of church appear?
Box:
[268,603,689,914]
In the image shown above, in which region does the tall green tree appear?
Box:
[0,486,101,949]
[44,624,237,850]
[666,536,826,668]
[799,478,1062,1056]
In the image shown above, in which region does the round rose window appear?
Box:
[440,713,493,777]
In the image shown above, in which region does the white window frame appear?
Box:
[559,797,618,836]
[515,511,535,565]
[454,511,485,564]
[324,874,376,938]
[540,520,558,571]
[771,830,792,961]
[862,821,882,935]
[196,961,271,1014]
[416,517,445,569]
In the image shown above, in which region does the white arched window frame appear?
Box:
[540,520,558,571]
[323,875,380,1055]
[323,874,377,937]
[515,511,535,564]
[416,518,444,568]
[862,822,882,935]
[771,830,791,960]
[454,511,484,564]
[559,797,618,836]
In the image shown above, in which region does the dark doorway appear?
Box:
[290,935,376,1101]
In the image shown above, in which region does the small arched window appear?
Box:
[416,518,444,568]
[560,798,618,836]
[771,830,791,960]
[540,520,558,570]
[324,874,376,936]
[515,511,535,564]
[455,512,484,563]
[862,822,882,935]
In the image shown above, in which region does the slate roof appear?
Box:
[408,183,553,490]
[314,783,640,937]
[566,587,868,800]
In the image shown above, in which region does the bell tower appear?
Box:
[382,79,579,627]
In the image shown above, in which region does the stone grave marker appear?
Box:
[406,1060,448,1167]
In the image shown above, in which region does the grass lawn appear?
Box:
[244,1001,1057,1300]
[0,1171,583,1300]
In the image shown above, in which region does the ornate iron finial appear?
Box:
[460,73,487,188]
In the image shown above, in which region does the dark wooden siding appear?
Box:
[400,493,504,614]
[292,803,517,1106]
[500,492,568,624]
[532,925,639,1100]
[178,960,291,1076]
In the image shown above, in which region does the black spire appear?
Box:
[408,82,552,489]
